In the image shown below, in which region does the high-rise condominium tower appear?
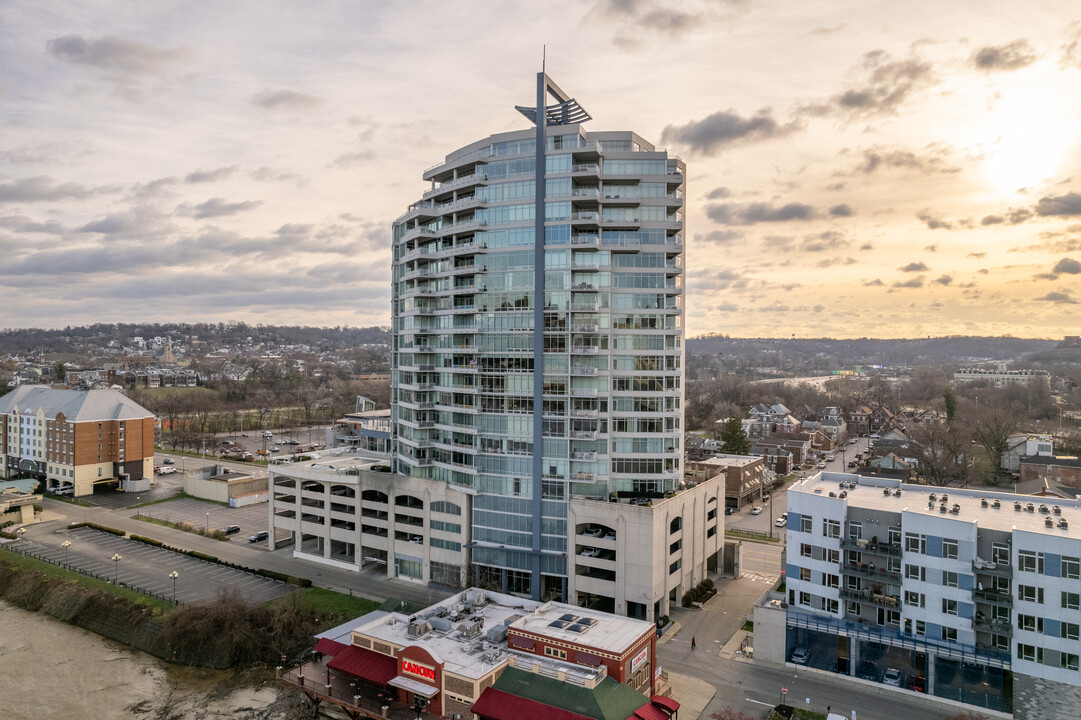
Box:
[391,74,685,601]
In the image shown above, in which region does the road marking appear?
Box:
[746,698,773,707]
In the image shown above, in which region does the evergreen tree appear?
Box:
[719,417,751,455]
[943,387,957,423]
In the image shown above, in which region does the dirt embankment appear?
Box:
[0,553,321,670]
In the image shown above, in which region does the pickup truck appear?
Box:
[155,465,177,475]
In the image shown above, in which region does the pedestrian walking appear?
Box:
[691,636,696,650]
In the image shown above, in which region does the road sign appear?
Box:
[782,686,788,695]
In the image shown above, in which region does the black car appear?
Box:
[162,458,175,465]
[856,660,878,681]
[222,524,241,535]
[248,531,269,543]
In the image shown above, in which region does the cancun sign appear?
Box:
[401,658,436,682]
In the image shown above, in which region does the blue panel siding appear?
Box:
[926,535,942,558]
[1046,619,1062,637]
[925,622,942,640]
[788,512,802,531]
[959,602,974,620]
[1047,553,1062,578]
[786,563,800,579]
[960,573,976,591]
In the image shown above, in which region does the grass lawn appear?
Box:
[270,587,380,628]
[0,549,173,613]
[132,514,229,540]
[725,529,782,543]
[741,620,754,632]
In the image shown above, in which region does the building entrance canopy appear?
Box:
[388,675,439,698]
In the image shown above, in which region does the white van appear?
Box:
[262,430,273,439]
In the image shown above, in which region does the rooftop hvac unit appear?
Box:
[407,620,432,639]
[458,618,484,638]
[487,625,508,643]
[430,616,453,633]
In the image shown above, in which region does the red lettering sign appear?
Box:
[401,658,436,681]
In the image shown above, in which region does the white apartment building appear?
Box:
[764,471,1081,718]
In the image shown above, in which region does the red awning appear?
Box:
[575,651,603,667]
[471,687,594,720]
[508,634,535,650]
[634,704,670,720]
[313,638,349,656]
[326,645,397,686]
[649,695,680,715]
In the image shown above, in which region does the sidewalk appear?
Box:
[664,671,716,720]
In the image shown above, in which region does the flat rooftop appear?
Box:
[510,600,654,655]
[352,589,540,680]
[691,454,760,468]
[793,471,1081,536]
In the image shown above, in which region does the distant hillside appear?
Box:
[688,336,1060,368]
[0,322,391,355]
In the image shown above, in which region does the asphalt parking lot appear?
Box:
[12,524,294,605]
[130,496,274,543]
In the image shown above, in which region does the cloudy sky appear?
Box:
[3,0,1081,338]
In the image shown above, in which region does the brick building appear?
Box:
[1,385,155,496]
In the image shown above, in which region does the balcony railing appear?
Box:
[839,538,902,557]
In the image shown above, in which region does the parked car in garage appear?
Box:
[248,531,269,543]
[790,647,810,664]
[856,660,878,681]
[883,668,902,686]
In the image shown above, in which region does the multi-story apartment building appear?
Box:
[0,385,156,496]
[953,367,1051,389]
[267,73,717,621]
[389,73,687,605]
[759,471,1081,718]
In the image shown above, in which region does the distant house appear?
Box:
[749,445,792,477]
[846,405,872,435]
[1002,434,1053,472]
[1020,455,1081,490]
[754,433,814,466]
[869,453,912,473]
[819,416,847,440]
[742,416,772,439]
[768,403,791,418]
[774,414,802,434]
[748,404,771,418]
[869,406,895,433]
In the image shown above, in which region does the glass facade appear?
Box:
[391,107,685,599]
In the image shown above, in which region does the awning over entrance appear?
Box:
[313,637,349,656]
[326,645,397,685]
[388,675,439,698]
[633,703,670,720]
[649,695,680,715]
[471,688,595,720]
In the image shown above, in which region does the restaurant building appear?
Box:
[282,588,679,720]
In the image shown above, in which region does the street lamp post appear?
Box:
[136,496,141,516]
[205,512,210,532]
[169,571,179,604]
[111,553,122,584]
[62,540,71,564]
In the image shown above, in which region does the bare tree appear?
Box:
[968,406,1019,477]
[910,421,971,487]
